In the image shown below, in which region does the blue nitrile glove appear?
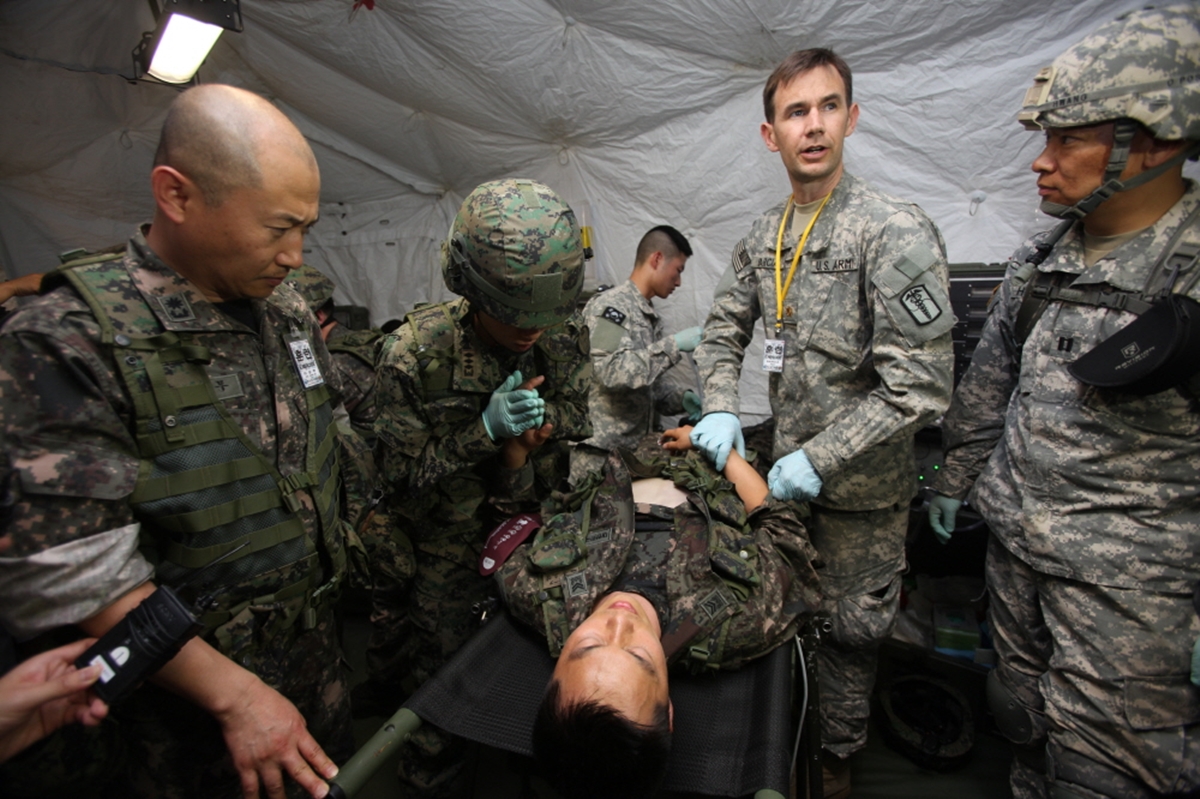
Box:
[768,449,822,502]
[682,390,703,423]
[1191,636,1200,687]
[481,370,545,441]
[928,494,964,545]
[689,412,745,472]
[672,326,703,353]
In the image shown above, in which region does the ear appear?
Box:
[1139,133,1189,170]
[760,120,780,153]
[845,102,860,138]
[648,250,665,271]
[151,165,198,225]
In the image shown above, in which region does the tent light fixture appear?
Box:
[133,0,243,84]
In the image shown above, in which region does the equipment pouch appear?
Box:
[1068,293,1200,395]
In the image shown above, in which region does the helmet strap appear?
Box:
[1041,123,1200,220]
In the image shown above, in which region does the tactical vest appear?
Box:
[327,326,386,370]
[53,254,346,638]
[1011,207,1200,349]
[499,443,777,673]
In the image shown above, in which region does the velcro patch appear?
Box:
[901,284,943,325]
[695,587,731,624]
[585,526,612,546]
[732,240,752,275]
[811,257,858,273]
[210,373,245,401]
[602,306,626,326]
[565,570,590,598]
[156,293,196,322]
[479,512,542,575]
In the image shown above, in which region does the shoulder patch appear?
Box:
[900,284,944,326]
[602,306,626,326]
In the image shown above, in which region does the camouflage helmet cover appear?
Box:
[285,264,336,311]
[441,178,584,329]
[1018,4,1200,140]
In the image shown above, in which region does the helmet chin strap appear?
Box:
[1040,120,1200,219]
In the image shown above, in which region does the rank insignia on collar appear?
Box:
[602,307,626,326]
[156,293,196,322]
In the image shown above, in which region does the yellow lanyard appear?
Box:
[773,192,831,332]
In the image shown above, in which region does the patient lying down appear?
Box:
[492,427,821,799]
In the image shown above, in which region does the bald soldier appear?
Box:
[0,85,351,799]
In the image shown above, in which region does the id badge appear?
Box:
[287,331,325,388]
[762,338,785,373]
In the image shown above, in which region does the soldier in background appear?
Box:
[285,265,381,438]
[570,225,703,483]
[690,48,955,797]
[374,178,591,796]
[0,84,350,798]
[285,265,415,714]
[929,7,1200,798]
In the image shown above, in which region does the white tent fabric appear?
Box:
[0,0,1176,419]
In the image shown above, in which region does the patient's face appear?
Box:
[553,591,671,727]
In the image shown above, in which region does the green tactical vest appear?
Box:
[499,442,770,673]
[53,254,346,636]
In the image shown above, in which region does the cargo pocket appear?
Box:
[828,575,901,648]
[1122,676,1200,730]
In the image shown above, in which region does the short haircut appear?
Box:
[763,48,854,122]
[532,678,671,799]
[635,225,692,266]
[152,89,264,206]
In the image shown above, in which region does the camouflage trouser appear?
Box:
[808,503,907,758]
[0,604,354,799]
[358,511,417,685]
[396,529,494,798]
[986,535,1052,799]
[129,603,354,799]
[989,538,1200,798]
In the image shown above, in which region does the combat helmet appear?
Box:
[442,178,584,329]
[1018,4,1200,218]
[285,264,337,312]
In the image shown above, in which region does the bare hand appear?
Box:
[501,422,554,469]
[215,675,338,799]
[660,426,695,451]
[516,374,546,392]
[0,638,109,763]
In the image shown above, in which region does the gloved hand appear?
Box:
[481,370,544,441]
[682,390,703,423]
[768,449,822,502]
[928,494,963,545]
[689,412,745,471]
[1191,635,1200,687]
[672,326,703,353]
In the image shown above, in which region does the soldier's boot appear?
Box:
[821,750,851,799]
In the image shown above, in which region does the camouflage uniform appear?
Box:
[936,188,1200,797]
[498,438,820,670]
[694,172,955,755]
[326,324,384,438]
[374,296,591,794]
[282,264,413,691]
[573,280,697,480]
[0,231,354,797]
